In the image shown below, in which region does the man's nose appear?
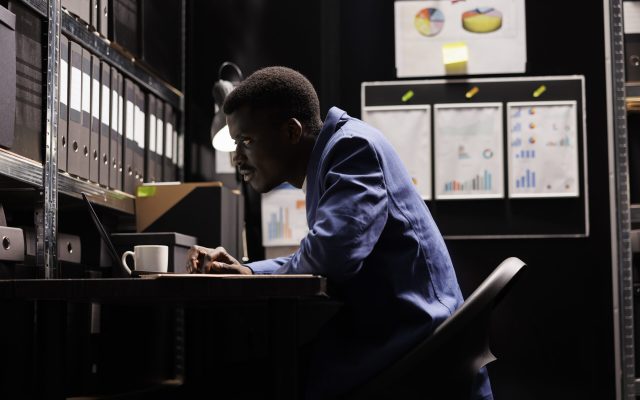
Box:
[232,151,246,167]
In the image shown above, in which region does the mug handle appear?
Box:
[121,250,135,276]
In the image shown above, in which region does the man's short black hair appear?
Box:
[223,66,323,134]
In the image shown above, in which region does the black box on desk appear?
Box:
[135,182,243,257]
[111,232,196,273]
[0,5,16,150]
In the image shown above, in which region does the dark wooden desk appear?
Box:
[0,275,328,400]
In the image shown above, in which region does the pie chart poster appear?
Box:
[394,0,526,77]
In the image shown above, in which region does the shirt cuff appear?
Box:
[245,260,280,274]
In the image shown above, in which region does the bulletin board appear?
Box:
[361,76,587,238]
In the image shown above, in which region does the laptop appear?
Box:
[82,192,152,277]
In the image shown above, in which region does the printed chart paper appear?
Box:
[362,106,432,200]
[394,0,526,77]
[261,186,308,247]
[434,103,504,199]
[507,101,579,198]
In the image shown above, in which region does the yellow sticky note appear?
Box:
[533,85,547,98]
[442,42,468,75]
[401,90,415,102]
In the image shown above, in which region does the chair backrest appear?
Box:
[348,257,526,400]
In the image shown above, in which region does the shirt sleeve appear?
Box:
[274,135,388,282]
[246,255,293,274]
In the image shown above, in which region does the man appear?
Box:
[187,66,492,400]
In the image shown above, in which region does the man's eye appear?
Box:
[242,138,253,146]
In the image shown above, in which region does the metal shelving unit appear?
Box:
[18,0,46,18]
[0,0,184,274]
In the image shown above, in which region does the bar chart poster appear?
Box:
[434,103,504,199]
[362,105,432,200]
[507,101,579,198]
[261,185,308,247]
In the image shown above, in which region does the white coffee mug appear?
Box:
[121,245,169,275]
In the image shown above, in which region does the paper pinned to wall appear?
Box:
[362,105,432,200]
[394,0,526,77]
[261,185,308,247]
[434,103,504,200]
[507,101,580,198]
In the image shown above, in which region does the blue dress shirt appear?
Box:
[248,107,493,400]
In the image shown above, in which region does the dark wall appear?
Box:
[186,1,615,398]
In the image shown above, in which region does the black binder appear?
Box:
[0,5,16,150]
[163,104,176,182]
[98,61,110,187]
[68,46,91,179]
[90,0,98,30]
[62,0,90,24]
[145,94,157,182]
[58,35,69,171]
[109,67,120,190]
[89,54,100,183]
[134,84,145,187]
[123,78,136,194]
[177,129,184,180]
[155,97,164,181]
[98,0,108,37]
[626,33,640,82]
[67,41,83,176]
[111,0,138,55]
[172,111,179,180]
[116,70,124,191]
[9,1,43,162]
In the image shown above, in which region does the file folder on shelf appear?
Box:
[156,97,164,182]
[0,226,24,262]
[58,233,82,264]
[90,0,98,30]
[177,129,184,180]
[134,84,145,187]
[98,0,108,38]
[80,47,92,179]
[62,0,90,25]
[67,41,83,175]
[163,104,176,182]
[123,77,136,194]
[58,35,69,171]
[117,71,124,191]
[67,46,91,179]
[145,94,158,182]
[109,66,120,190]
[9,1,43,163]
[0,5,16,150]
[111,0,138,55]
[99,61,110,187]
[89,54,100,183]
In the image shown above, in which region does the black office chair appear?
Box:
[348,257,526,400]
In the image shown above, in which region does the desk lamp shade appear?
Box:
[211,62,243,152]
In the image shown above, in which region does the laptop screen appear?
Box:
[81,192,130,276]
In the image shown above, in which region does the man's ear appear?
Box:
[286,118,303,143]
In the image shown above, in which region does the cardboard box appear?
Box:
[111,232,197,273]
[135,182,243,257]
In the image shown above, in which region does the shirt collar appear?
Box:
[304,107,348,197]
[301,177,307,194]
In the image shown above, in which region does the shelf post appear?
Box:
[605,0,636,398]
[41,0,61,278]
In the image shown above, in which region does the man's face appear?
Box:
[228,106,295,193]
